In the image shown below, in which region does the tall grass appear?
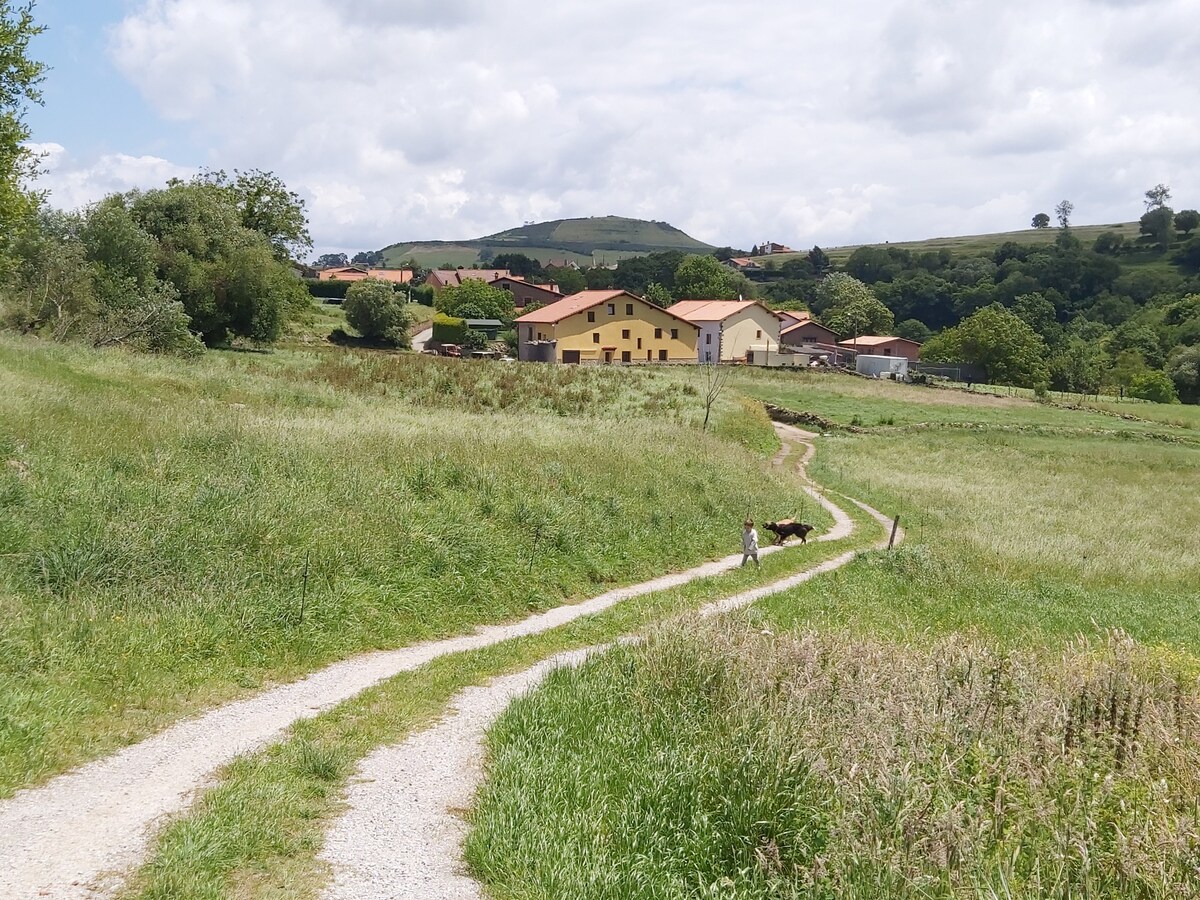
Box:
[467,620,1200,899]
[0,335,799,795]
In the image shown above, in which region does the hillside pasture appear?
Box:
[0,337,804,797]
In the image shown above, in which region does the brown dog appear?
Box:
[763,519,814,545]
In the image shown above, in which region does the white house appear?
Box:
[666,300,782,364]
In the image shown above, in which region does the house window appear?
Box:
[884,348,893,355]
[705,351,712,362]
[621,351,632,363]
[625,303,633,315]
[637,337,642,349]
[622,329,630,339]
[593,333,600,343]
[526,327,533,340]
[705,333,712,345]
[756,329,762,339]
[654,328,662,339]
[658,349,668,361]
[607,304,615,315]
[670,328,678,339]
[587,310,595,322]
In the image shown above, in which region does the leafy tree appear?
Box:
[0,1,45,271]
[643,282,673,308]
[673,253,745,300]
[114,180,308,345]
[351,250,383,266]
[476,247,495,264]
[920,303,1050,387]
[1050,338,1107,396]
[712,246,734,262]
[343,278,412,346]
[845,246,896,284]
[1055,200,1074,229]
[1031,213,1051,229]
[750,244,761,257]
[584,266,615,290]
[434,277,514,322]
[1106,350,1148,397]
[1092,231,1125,256]
[315,253,349,269]
[1139,206,1175,250]
[1012,293,1063,349]
[549,267,586,295]
[893,318,932,343]
[807,246,831,275]
[1175,237,1200,275]
[817,273,894,337]
[195,169,311,262]
[1165,344,1200,403]
[612,250,684,294]
[1144,183,1172,211]
[1129,370,1178,403]
[1174,209,1200,237]
[491,253,543,279]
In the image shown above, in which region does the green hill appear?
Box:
[380,216,714,268]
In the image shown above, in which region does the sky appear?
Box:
[21,0,1200,260]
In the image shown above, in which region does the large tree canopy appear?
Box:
[434,277,514,321]
[672,254,750,300]
[921,303,1050,388]
[815,273,894,336]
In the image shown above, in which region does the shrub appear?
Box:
[1128,369,1180,404]
[431,313,468,344]
[306,278,351,300]
[343,278,412,347]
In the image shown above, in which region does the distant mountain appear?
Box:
[380,216,714,268]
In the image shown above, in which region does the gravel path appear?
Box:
[0,425,839,899]
[316,437,901,899]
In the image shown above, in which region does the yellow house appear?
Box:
[666,300,782,363]
[515,290,699,364]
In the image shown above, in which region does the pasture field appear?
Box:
[469,369,1200,899]
[0,336,804,797]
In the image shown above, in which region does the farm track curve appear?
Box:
[0,423,898,898]
[315,423,904,899]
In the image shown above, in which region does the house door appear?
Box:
[603,351,613,364]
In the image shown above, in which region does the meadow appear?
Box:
[0,335,802,796]
[469,369,1200,899]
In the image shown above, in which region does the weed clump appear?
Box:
[468,622,1200,898]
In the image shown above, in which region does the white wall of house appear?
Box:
[719,307,782,361]
[697,322,721,362]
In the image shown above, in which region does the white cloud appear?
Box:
[26,141,194,211]
[88,0,1200,255]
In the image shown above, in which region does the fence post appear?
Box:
[888,515,900,550]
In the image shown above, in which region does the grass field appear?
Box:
[469,369,1200,898]
[0,336,804,797]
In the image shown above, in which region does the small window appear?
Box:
[756,329,762,339]
[670,328,678,340]
[884,348,893,356]
[658,349,668,361]
[637,337,642,349]
[705,333,712,345]
[625,303,633,315]
[526,326,533,340]
[607,304,615,315]
[622,329,630,339]
[621,351,632,363]
[587,310,595,322]
[593,333,600,343]
[654,327,662,339]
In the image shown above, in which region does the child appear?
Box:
[741,519,760,568]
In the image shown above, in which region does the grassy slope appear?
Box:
[0,336,802,797]
[468,370,1200,899]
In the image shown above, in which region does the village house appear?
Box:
[779,313,840,347]
[666,300,781,363]
[317,265,414,284]
[722,257,761,271]
[514,290,698,364]
[491,276,562,310]
[836,335,922,361]
[424,268,514,290]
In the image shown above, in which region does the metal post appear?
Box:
[888,516,900,550]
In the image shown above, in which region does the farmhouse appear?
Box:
[318,265,415,284]
[515,290,698,364]
[491,276,562,310]
[424,268,514,290]
[723,257,761,271]
[836,335,922,361]
[779,313,840,347]
[667,300,781,363]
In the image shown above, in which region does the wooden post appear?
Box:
[298,549,310,624]
[888,515,900,550]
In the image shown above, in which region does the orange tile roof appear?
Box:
[667,300,761,322]
[836,335,921,347]
[516,290,699,327]
[428,269,515,286]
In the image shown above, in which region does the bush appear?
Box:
[343,278,412,347]
[431,312,468,344]
[306,278,351,300]
[1128,369,1180,404]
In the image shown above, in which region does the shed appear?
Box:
[856,354,909,379]
[464,319,504,340]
